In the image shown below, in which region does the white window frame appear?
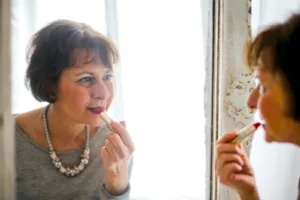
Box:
[213,0,254,200]
[104,0,125,121]
[0,0,15,200]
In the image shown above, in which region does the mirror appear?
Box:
[4,0,214,199]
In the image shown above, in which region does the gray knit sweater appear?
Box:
[15,123,132,200]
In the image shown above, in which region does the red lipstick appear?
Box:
[231,122,261,143]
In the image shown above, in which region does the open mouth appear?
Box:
[87,106,105,115]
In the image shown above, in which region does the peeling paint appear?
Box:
[217,0,253,200]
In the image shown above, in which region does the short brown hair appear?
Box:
[245,13,300,120]
[26,19,119,103]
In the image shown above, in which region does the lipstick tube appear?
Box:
[231,122,261,143]
[100,112,114,131]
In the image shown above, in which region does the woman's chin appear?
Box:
[261,124,274,143]
[264,132,285,143]
[264,129,275,143]
[84,118,105,128]
[264,135,274,143]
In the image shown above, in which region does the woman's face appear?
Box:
[53,60,115,128]
[247,50,300,144]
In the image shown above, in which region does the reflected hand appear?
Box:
[215,131,259,200]
[101,121,135,195]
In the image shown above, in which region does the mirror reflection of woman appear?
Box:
[215,14,300,200]
[15,20,134,199]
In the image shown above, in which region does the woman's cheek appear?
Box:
[60,86,89,109]
[259,94,285,140]
[106,83,115,109]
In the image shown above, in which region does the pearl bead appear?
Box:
[50,152,57,160]
[59,167,66,173]
[70,170,75,176]
[78,164,84,171]
[83,158,89,165]
[84,149,90,156]
[54,161,61,168]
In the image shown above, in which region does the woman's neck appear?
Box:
[45,104,87,151]
[292,132,300,148]
[287,122,300,147]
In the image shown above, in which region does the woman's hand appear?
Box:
[215,131,259,200]
[101,121,135,196]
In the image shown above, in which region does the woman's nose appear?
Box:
[92,80,109,100]
[247,86,259,109]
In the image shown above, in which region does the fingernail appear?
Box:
[233,142,240,147]
[235,145,240,151]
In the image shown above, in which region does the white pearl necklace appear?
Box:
[43,106,90,177]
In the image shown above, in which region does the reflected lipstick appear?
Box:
[231,122,261,143]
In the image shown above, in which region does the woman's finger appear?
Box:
[104,139,119,161]
[230,172,254,185]
[119,121,126,128]
[218,162,243,183]
[101,146,110,166]
[216,153,244,173]
[216,143,244,158]
[217,131,238,144]
[107,132,128,159]
[110,121,135,152]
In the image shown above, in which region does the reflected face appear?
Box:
[54,61,115,127]
[255,67,290,142]
[247,50,300,144]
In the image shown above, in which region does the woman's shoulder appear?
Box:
[14,108,45,143]
[15,108,43,127]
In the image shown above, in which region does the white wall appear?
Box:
[251,1,300,200]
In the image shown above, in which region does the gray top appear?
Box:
[15,123,132,200]
[297,179,300,200]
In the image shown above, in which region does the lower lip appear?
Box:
[88,108,103,115]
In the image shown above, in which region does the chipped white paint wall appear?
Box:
[217,0,255,199]
[250,1,300,200]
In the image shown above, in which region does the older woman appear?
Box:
[15,20,134,200]
[215,13,300,200]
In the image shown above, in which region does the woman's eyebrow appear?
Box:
[104,68,113,73]
[75,71,94,76]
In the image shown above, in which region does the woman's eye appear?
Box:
[78,77,93,83]
[259,84,266,94]
[103,74,113,81]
